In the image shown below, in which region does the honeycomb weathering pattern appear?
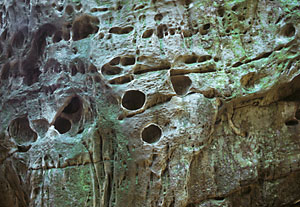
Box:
[0,0,300,206]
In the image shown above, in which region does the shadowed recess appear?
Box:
[280,23,296,37]
[109,57,120,65]
[142,29,154,38]
[54,117,71,134]
[295,109,300,120]
[120,56,135,66]
[122,90,146,110]
[285,119,298,126]
[109,26,134,34]
[62,97,81,114]
[8,117,37,145]
[171,75,192,95]
[101,63,122,75]
[141,124,162,144]
[72,14,99,41]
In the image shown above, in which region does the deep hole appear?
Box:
[295,109,300,120]
[122,90,146,110]
[62,97,81,114]
[134,4,145,11]
[141,124,162,144]
[285,119,299,126]
[77,128,84,134]
[8,117,37,145]
[232,5,238,11]
[282,23,296,37]
[121,56,135,66]
[17,145,31,152]
[215,197,225,201]
[169,28,175,35]
[54,117,71,134]
[57,5,64,12]
[171,75,192,95]
[203,23,211,30]
[214,57,220,62]
[260,51,272,59]
[217,7,225,17]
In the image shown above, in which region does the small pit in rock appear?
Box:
[109,57,120,65]
[120,56,135,66]
[285,119,299,126]
[171,75,192,95]
[184,55,198,64]
[54,117,71,134]
[142,29,154,38]
[122,90,146,110]
[62,96,81,114]
[281,23,296,37]
[101,64,122,75]
[141,124,162,144]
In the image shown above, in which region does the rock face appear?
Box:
[1,0,300,206]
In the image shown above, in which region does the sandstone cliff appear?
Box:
[1,0,300,206]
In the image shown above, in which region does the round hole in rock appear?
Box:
[54,117,71,134]
[122,90,146,110]
[8,117,37,145]
[281,23,296,37]
[141,124,162,144]
[285,119,298,126]
[62,96,81,114]
[203,23,211,30]
[171,75,192,95]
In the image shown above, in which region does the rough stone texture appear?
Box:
[1,0,300,206]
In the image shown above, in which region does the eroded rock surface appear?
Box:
[1,0,300,206]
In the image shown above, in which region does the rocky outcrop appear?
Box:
[1,0,300,206]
